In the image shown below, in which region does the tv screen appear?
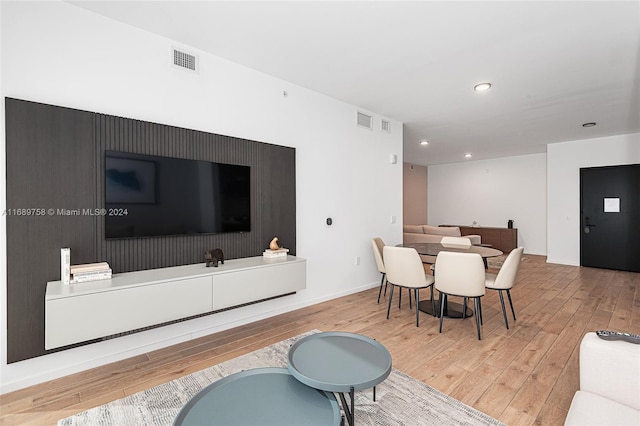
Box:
[104,150,250,239]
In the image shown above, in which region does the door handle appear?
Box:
[584,217,596,233]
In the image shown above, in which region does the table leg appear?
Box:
[338,386,356,426]
[350,387,355,425]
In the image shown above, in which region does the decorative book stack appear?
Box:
[61,248,71,285]
[263,248,289,260]
[70,262,112,283]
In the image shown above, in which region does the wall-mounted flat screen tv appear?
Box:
[105,150,250,239]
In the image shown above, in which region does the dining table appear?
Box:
[399,242,503,318]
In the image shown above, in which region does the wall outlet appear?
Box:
[355,256,360,266]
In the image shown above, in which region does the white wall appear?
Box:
[428,153,547,255]
[0,1,403,393]
[547,133,640,265]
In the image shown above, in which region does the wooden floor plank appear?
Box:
[1,254,639,426]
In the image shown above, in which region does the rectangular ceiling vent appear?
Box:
[381,119,391,133]
[357,111,373,129]
[172,47,198,73]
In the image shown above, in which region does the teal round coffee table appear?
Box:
[287,332,392,426]
[173,367,341,425]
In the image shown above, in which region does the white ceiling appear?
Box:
[69,1,640,166]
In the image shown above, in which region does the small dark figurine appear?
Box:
[205,248,225,267]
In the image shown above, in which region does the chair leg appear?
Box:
[498,290,509,329]
[506,289,516,321]
[479,296,483,325]
[408,288,412,310]
[415,288,420,327]
[386,285,395,320]
[474,297,482,340]
[462,297,467,319]
[377,273,386,303]
[430,286,436,317]
[439,293,446,333]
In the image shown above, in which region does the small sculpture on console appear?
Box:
[205,248,225,267]
[264,237,289,260]
[269,237,280,250]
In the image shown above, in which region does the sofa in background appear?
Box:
[565,332,640,425]
[403,225,481,246]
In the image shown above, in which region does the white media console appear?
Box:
[45,256,306,350]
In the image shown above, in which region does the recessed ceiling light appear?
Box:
[420,139,430,146]
[582,122,596,127]
[474,82,492,91]
[464,153,473,158]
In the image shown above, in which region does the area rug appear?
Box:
[59,331,504,426]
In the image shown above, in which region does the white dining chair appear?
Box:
[372,238,415,307]
[383,246,436,327]
[371,237,388,303]
[435,251,486,339]
[431,236,472,276]
[485,247,524,329]
[440,236,472,249]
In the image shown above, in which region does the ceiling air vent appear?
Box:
[357,111,373,129]
[172,47,198,72]
[381,119,391,133]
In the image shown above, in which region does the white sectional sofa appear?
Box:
[565,332,640,425]
[403,225,481,245]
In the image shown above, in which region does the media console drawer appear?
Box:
[45,256,306,350]
[45,276,212,350]
[213,260,306,310]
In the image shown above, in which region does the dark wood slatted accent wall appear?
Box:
[5,99,98,362]
[5,98,296,362]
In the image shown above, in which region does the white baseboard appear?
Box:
[546,257,579,266]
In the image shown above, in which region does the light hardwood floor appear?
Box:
[1,255,639,425]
